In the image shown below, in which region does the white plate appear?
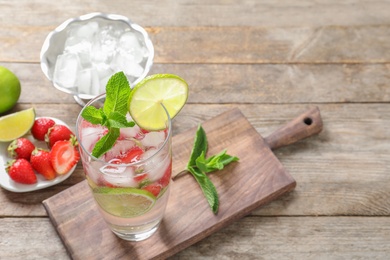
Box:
[0,117,76,193]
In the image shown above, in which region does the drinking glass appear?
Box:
[76,93,172,241]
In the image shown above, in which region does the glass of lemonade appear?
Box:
[76,93,172,241]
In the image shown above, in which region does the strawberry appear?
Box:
[7,138,35,160]
[143,183,162,197]
[30,148,56,180]
[31,118,55,141]
[158,160,172,187]
[116,146,144,164]
[50,136,80,175]
[6,159,37,184]
[134,173,148,183]
[45,124,74,148]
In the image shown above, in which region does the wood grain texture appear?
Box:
[2,0,390,28]
[42,108,297,259]
[1,25,390,63]
[1,216,390,260]
[171,216,390,260]
[0,218,69,259]
[1,63,390,105]
[0,0,389,258]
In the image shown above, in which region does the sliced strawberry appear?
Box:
[158,160,172,187]
[45,124,74,148]
[143,183,162,197]
[30,148,56,180]
[134,172,148,183]
[50,136,80,175]
[31,118,55,141]
[116,146,144,164]
[6,159,37,184]
[140,128,150,135]
[7,138,35,161]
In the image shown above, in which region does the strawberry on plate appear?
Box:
[7,137,35,160]
[50,136,80,175]
[6,158,37,184]
[31,118,55,141]
[30,148,56,180]
[45,124,74,148]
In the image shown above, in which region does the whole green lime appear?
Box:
[0,66,21,114]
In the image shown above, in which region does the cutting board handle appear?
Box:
[264,106,323,150]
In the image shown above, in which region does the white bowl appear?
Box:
[40,13,154,105]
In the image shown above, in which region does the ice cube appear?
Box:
[90,41,108,63]
[84,160,102,185]
[71,22,99,41]
[99,75,111,93]
[94,62,113,79]
[64,39,92,67]
[80,125,107,153]
[118,32,141,50]
[144,153,171,182]
[104,139,136,161]
[141,131,166,148]
[96,25,120,59]
[100,164,136,187]
[53,53,80,88]
[141,148,158,161]
[77,67,100,95]
[124,61,144,77]
[120,125,141,139]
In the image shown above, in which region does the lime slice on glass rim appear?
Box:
[128,74,188,131]
[0,108,35,142]
[93,187,156,218]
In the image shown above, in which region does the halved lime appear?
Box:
[128,74,188,131]
[93,187,156,218]
[0,108,35,142]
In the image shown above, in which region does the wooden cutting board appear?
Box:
[43,107,322,260]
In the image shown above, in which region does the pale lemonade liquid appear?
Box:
[78,112,172,241]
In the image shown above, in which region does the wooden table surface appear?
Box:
[1,1,390,259]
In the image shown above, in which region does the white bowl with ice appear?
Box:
[40,13,154,105]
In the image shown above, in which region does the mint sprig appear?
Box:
[186,125,239,214]
[81,72,135,158]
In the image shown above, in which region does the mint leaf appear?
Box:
[104,72,131,116]
[187,125,207,168]
[196,150,239,173]
[81,71,136,158]
[187,166,219,213]
[108,111,135,128]
[183,124,239,215]
[81,106,104,125]
[91,128,120,158]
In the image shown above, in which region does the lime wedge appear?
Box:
[128,74,188,130]
[93,187,156,218]
[0,108,35,142]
